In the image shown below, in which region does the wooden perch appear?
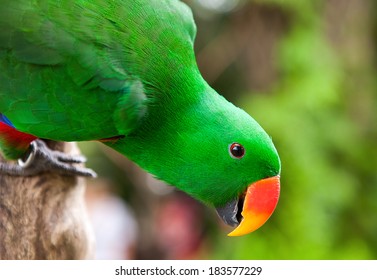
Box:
[0,141,95,260]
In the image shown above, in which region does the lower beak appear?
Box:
[225,175,280,236]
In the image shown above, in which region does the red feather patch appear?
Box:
[0,122,37,150]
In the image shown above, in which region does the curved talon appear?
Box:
[18,141,37,168]
[3,140,98,178]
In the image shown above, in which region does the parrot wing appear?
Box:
[0,0,153,141]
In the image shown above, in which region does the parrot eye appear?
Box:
[229,143,245,159]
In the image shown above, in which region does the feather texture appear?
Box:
[0,0,280,208]
[0,0,198,140]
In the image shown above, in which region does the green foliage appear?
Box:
[211,0,377,259]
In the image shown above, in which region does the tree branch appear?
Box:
[0,141,95,259]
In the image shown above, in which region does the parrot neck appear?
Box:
[106,84,235,204]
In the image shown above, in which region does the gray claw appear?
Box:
[1,140,97,178]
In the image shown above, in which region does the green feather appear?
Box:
[0,0,280,207]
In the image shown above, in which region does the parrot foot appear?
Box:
[0,139,97,178]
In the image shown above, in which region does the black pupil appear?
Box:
[231,143,244,158]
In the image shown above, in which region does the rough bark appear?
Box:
[0,141,95,259]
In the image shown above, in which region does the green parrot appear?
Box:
[0,0,281,236]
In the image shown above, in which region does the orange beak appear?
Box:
[227,175,280,236]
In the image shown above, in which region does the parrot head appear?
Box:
[110,84,281,236]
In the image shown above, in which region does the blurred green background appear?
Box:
[80,0,377,260]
